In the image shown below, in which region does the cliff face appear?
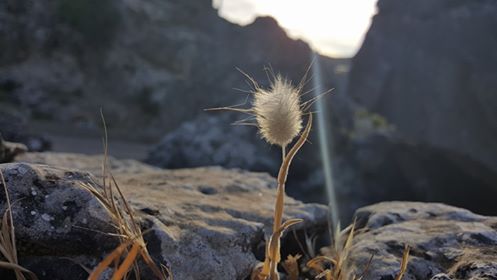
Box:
[0,0,339,137]
[331,0,497,220]
[347,0,497,172]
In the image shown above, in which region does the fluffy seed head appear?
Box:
[253,76,303,147]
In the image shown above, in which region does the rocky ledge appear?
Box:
[1,152,496,279]
[344,202,497,279]
[1,152,328,280]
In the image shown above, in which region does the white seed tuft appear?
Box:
[253,76,303,147]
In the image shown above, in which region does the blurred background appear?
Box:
[1,0,496,222]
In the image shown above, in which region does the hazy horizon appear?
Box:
[212,0,377,58]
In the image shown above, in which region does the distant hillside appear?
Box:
[0,0,348,140]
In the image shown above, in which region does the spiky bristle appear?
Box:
[253,76,303,147]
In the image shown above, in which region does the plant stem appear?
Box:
[268,150,287,279]
[267,115,313,280]
[272,147,287,234]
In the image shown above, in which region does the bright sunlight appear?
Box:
[213,0,377,57]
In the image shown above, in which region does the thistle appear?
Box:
[210,72,313,280]
[253,76,303,147]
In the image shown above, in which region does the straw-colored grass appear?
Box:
[84,114,171,280]
[395,245,410,280]
[306,222,356,280]
[305,223,410,280]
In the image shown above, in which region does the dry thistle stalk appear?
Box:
[210,73,313,280]
[394,245,410,280]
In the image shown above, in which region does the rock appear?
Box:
[0,0,347,211]
[148,96,497,224]
[333,132,497,221]
[16,152,161,176]
[0,110,51,152]
[9,152,329,280]
[145,113,330,205]
[146,114,280,172]
[0,0,344,138]
[338,0,497,220]
[347,0,497,173]
[0,134,28,162]
[0,162,119,280]
[343,202,497,279]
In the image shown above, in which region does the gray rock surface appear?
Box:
[0,110,51,152]
[7,152,329,280]
[146,99,497,224]
[333,132,497,221]
[145,112,333,207]
[0,162,119,279]
[347,0,497,174]
[146,114,280,172]
[0,135,28,163]
[343,202,497,279]
[339,0,497,221]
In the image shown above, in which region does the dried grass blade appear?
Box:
[277,219,303,236]
[355,253,375,280]
[88,241,130,280]
[0,261,38,280]
[140,250,168,279]
[315,269,332,280]
[111,242,140,280]
[0,171,16,260]
[394,245,410,280]
[110,174,140,235]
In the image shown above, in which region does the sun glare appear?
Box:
[213,0,377,57]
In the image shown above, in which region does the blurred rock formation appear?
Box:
[338,0,497,220]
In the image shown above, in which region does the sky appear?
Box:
[212,0,378,58]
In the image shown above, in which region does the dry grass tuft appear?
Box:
[0,171,38,280]
[84,113,171,280]
[306,222,355,280]
[307,222,411,280]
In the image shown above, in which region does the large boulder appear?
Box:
[6,152,329,280]
[0,162,119,279]
[347,0,497,173]
[344,202,497,279]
